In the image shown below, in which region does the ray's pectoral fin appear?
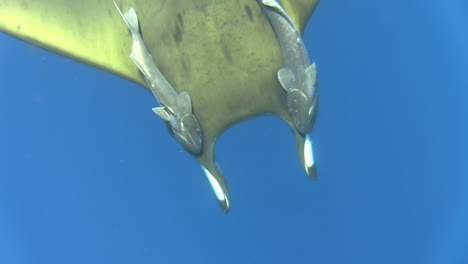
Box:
[113,1,203,155]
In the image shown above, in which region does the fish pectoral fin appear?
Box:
[176,92,193,115]
[278,67,296,92]
[152,107,172,121]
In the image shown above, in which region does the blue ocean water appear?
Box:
[0,1,466,263]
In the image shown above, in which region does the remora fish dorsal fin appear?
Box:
[278,0,320,34]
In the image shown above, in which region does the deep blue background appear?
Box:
[1,0,467,263]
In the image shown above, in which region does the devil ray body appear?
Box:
[0,0,320,211]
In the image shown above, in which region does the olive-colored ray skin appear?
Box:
[0,0,320,209]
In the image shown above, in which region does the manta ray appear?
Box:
[0,0,320,212]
